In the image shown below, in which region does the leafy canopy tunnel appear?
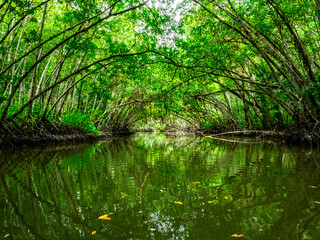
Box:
[0,0,319,138]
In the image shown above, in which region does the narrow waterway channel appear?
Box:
[1,133,320,239]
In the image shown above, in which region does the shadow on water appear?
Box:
[1,133,320,239]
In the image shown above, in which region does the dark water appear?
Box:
[1,133,320,240]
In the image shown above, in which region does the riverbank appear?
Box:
[1,123,319,147]
[0,119,106,147]
[0,132,111,147]
[160,125,320,146]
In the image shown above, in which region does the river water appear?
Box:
[0,133,320,239]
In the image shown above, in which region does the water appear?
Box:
[1,133,320,240]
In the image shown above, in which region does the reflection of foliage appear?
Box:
[1,134,320,239]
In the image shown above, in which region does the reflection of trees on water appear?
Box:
[0,134,320,239]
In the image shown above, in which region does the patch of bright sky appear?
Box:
[151,0,185,22]
[147,0,192,47]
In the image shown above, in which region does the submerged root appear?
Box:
[287,124,320,146]
[202,124,320,146]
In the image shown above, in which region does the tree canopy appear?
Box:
[0,0,319,139]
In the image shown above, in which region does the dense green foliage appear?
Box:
[0,0,319,137]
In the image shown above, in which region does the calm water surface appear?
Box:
[1,133,320,239]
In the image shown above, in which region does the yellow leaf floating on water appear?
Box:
[99,214,111,220]
[174,201,183,205]
[231,233,244,237]
[314,201,320,204]
[308,186,318,189]
[193,182,201,184]
[92,231,97,235]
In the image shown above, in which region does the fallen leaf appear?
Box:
[99,214,111,220]
[314,201,320,204]
[231,233,244,237]
[92,231,97,235]
[174,201,183,205]
[4,234,9,238]
[308,186,318,189]
[225,197,228,199]
[193,182,201,184]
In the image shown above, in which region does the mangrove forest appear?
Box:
[1,1,320,239]
[0,0,320,142]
